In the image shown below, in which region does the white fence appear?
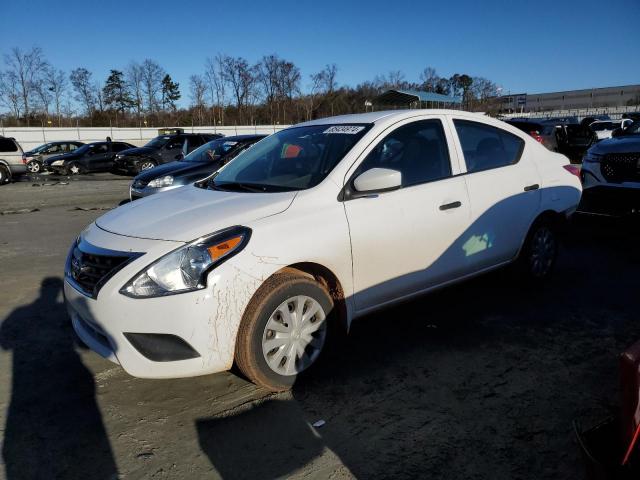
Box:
[499,105,639,121]
[0,125,290,151]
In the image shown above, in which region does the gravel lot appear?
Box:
[1,176,639,479]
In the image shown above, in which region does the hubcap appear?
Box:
[70,165,80,174]
[27,162,40,173]
[261,295,327,376]
[529,227,556,278]
[141,162,154,170]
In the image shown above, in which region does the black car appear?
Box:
[113,132,223,174]
[44,141,136,175]
[22,141,85,174]
[129,134,266,200]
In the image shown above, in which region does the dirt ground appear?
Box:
[1,176,639,479]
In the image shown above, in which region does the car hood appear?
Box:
[590,135,640,154]
[134,161,214,183]
[44,152,79,163]
[95,184,297,242]
[119,146,155,157]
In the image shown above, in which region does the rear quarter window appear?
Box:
[454,120,525,174]
[0,138,18,153]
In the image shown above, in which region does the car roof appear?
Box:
[295,109,488,128]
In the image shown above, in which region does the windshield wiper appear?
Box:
[211,182,266,193]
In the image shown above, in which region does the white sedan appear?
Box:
[64,110,582,391]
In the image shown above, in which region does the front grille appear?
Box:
[68,245,131,297]
[601,153,640,183]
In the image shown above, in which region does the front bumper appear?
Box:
[580,161,640,215]
[64,225,260,378]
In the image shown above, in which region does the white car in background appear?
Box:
[590,119,633,141]
[64,110,582,391]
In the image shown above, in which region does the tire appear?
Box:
[516,218,558,282]
[67,162,83,175]
[235,273,334,391]
[26,160,41,174]
[0,165,9,184]
[138,160,156,172]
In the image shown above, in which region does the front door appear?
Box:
[343,117,471,312]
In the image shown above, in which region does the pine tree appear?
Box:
[161,74,181,111]
[102,69,133,113]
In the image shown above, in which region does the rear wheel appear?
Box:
[517,219,558,281]
[26,160,41,174]
[235,274,333,391]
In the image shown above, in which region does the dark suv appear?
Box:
[113,133,223,174]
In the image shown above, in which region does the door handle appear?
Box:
[439,201,462,211]
[524,184,539,192]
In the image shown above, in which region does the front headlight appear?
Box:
[583,151,603,163]
[148,175,174,188]
[120,226,251,298]
[51,160,65,166]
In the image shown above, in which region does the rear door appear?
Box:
[343,116,472,312]
[449,117,541,271]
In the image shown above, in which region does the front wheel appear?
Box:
[138,160,156,172]
[26,160,41,174]
[517,219,558,281]
[0,165,9,184]
[235,274,333,391]
[67,162,84,175]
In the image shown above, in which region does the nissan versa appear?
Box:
[64,110,582,391]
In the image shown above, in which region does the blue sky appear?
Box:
[1,0,638,105]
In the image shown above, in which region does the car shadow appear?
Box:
[0,277,118,479]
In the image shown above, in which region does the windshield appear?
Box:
[145,135,172,148]
[210,124,371,192]
[73,144,92,154]
[32,143,53,153]
[183,138,242,163]
[624,121,640,135]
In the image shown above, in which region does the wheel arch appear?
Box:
[269,262,349,333]
[0,160,12,180]
[516,209,566,259]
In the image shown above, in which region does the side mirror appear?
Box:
[353,168,402,193]
[611,128,623,138]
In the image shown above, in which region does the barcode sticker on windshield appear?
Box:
[323,126,365,134]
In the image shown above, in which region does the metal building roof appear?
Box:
[377,89,462,105]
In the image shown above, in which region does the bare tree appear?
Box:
[126,62,144,120]
[189,74,207,126]
[374,70,406,90]
[221,56,258,124]
[48,69,67,126]
[0,71,22,119]
[33,74,53,117]
[419,67,439,92]
[2,47,48,125]
[69,67,95,116]
[205,55,227,125]
[140,59,165,114]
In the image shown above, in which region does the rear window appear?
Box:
[454,120,524,173]
[0,138,18,152]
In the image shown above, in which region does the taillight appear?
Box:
[22,155,27,164]
[563,164,581,179]
[530,131,543,143]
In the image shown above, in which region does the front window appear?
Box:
[209,124,371,192]
[623,121,640,135]
[145,135,172,148]
[183,139,242,163]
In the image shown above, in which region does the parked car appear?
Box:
[64,110,581,391]
[44,141,136,175]
[505,119,559,151]
[541,119,597,161]
[130,134,266,200]
[22,141,84,174]
[580,121,640,215]
[113,133,223,174]
[0,136,25,184]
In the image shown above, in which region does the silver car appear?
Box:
[22,141,85,173]
[0,136,25,184]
